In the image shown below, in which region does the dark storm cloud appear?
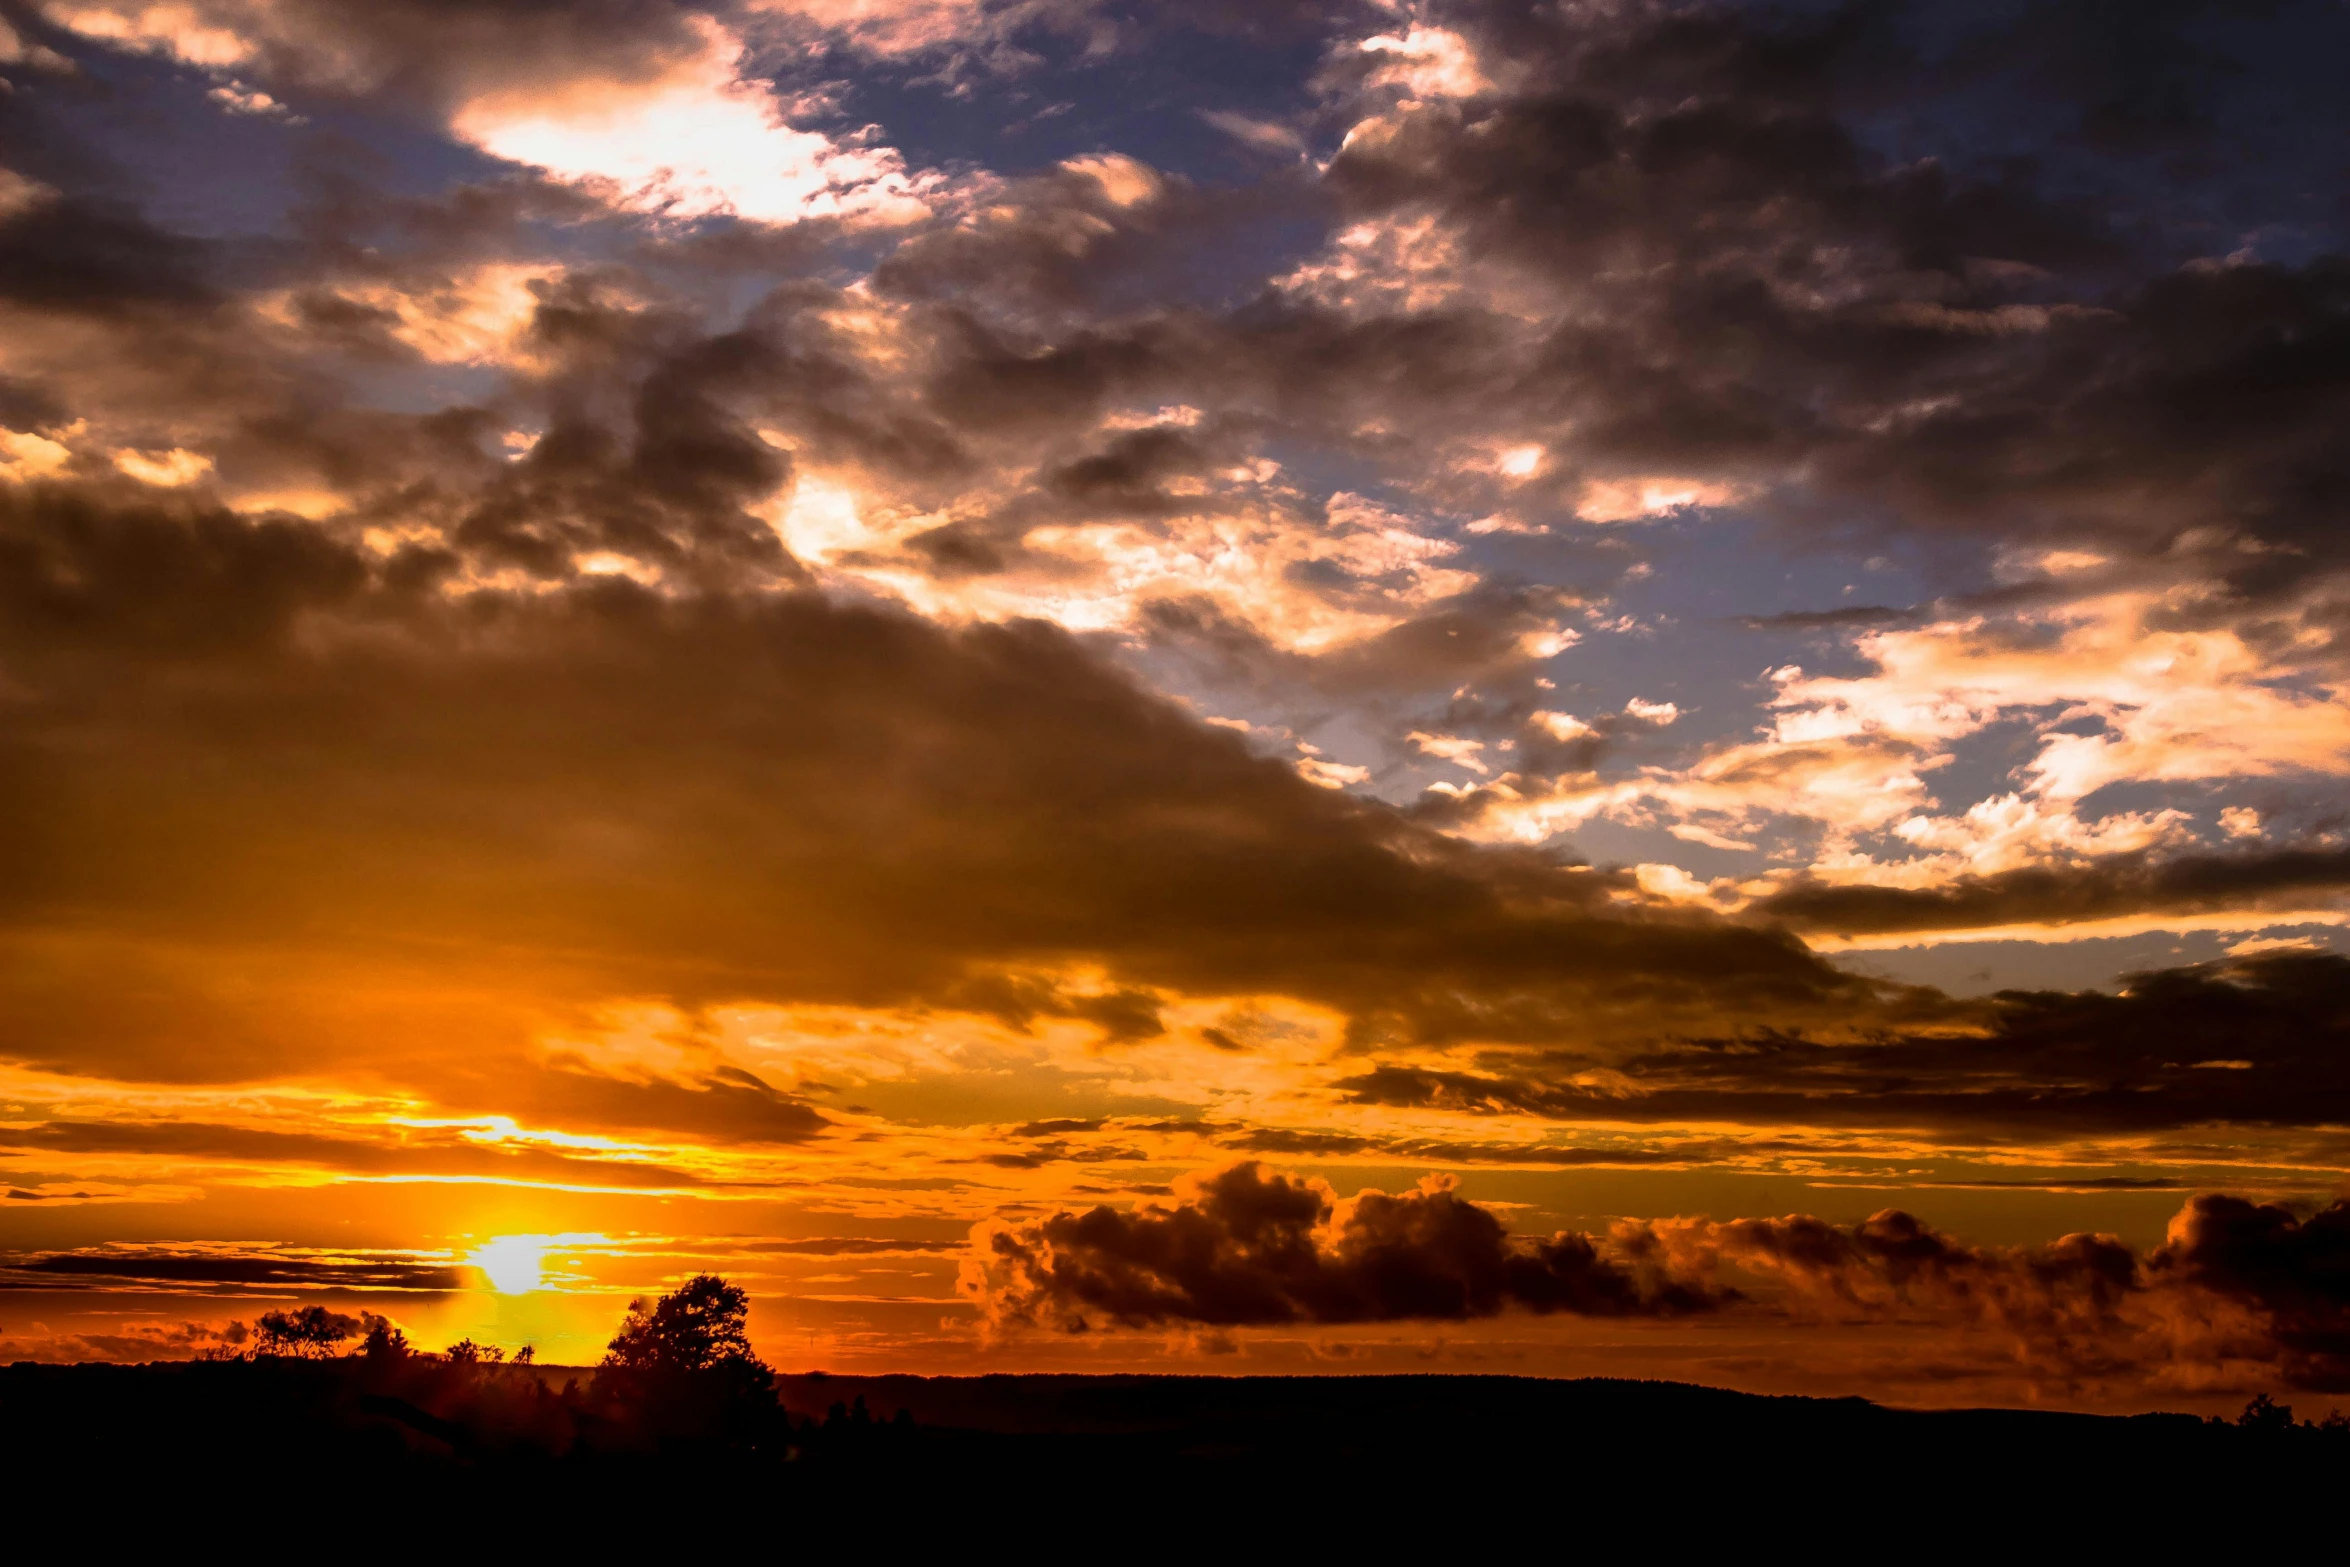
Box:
[971,1163,2350,1387]
[2153,1195,2350,1388]
[1684,1193,2350,1390]
[23,0,2344,600]
[1753,846,2350,937]
[873,157,1304,325]
[0,479,1884,1088]
[966,1161,1729,1328]
[745,1237,964,1256]
[0,189,219,318]
[0,1118,704,1188]
[1297,0,2350,584]
[26,0,718,113]
[1213,1127,1722,1169]
[1696,1206,2141,1327]
[5,1246,466,1292]
[1338,952,2350,1141]
[502,1062,829,1145]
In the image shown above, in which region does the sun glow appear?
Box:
[469,1234,552,1294]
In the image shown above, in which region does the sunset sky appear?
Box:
[4,0,2349,1410]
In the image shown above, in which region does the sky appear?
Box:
[2,0,2349,1411]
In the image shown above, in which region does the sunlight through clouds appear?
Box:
[450,20,933,226]
[469,1234,550,1294]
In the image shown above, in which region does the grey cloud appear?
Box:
[1301,2,2350,587]
[966,1161,1729,1328]
[1214,1127,1727,1169]
[1676,1191,2350,1391]
[971,1161,2350,1389]
[744,1237,963,1256]
[0,1118,705,1187]
[32,0,718,114]
[0,480,1886,1095]
[5,1246,466,1292]
[1339,951,2350,1141]
[496,1062,829,1145]
[0,191,219,319]
[1753,846,2350,938]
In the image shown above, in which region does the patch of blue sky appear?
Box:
[769,11,1335,188]
[1844,0,2350,266]
[35,46,505,245]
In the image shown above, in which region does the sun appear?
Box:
[469,1234,550,1294]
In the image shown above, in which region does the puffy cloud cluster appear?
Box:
[971,1164,2350,1391]
[0,1318,249,1364]
[1665,1193,2350,1393]
[963,1162,1728,1330]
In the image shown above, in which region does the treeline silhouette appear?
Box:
[4,1277,2347,1539]
[0,1272,913,1531]
[189,1273,912,1464]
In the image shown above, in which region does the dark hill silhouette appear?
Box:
[4,1276,2343,1541]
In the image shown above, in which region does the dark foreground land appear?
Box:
[3,1360,2341,1539]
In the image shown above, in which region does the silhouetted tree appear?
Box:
[254,1306,362,1359]
[444,1339,505,1366]
[358,1314,410,1363]
[594,1273,777,1450]
[604,1275,759,1376]
[2238,1393,2295,1434]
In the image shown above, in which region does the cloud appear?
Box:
[505,1062,829,1146]
[1656,1193,2350,1392]
[449,20,935,226]
[0,185,218,319]
[0,1318,249,1363]
[5,1243,467,1291]
[961,1161,1727,1329]
[1199,109,1306,159]
[1434,588,2349,882]
[0,480,1880,1100]
[1768,595,2350,810]
[1356,25,1488,101]
[968,1162,2350,1391]
[41,3,935,226]
[1336,951,2350,1142]
[0,1117,707,1188]
[1316,1,2350,585]
[39,0,716,112]
[1754,846,2350,941]
[263,262,561,367]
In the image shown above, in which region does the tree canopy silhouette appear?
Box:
[603,1274,760,1377]
[358,1314,410,1363]
[253,1305,362,1359]
[595,1273,778,1449]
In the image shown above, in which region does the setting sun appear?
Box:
[469,1236,551,1295]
